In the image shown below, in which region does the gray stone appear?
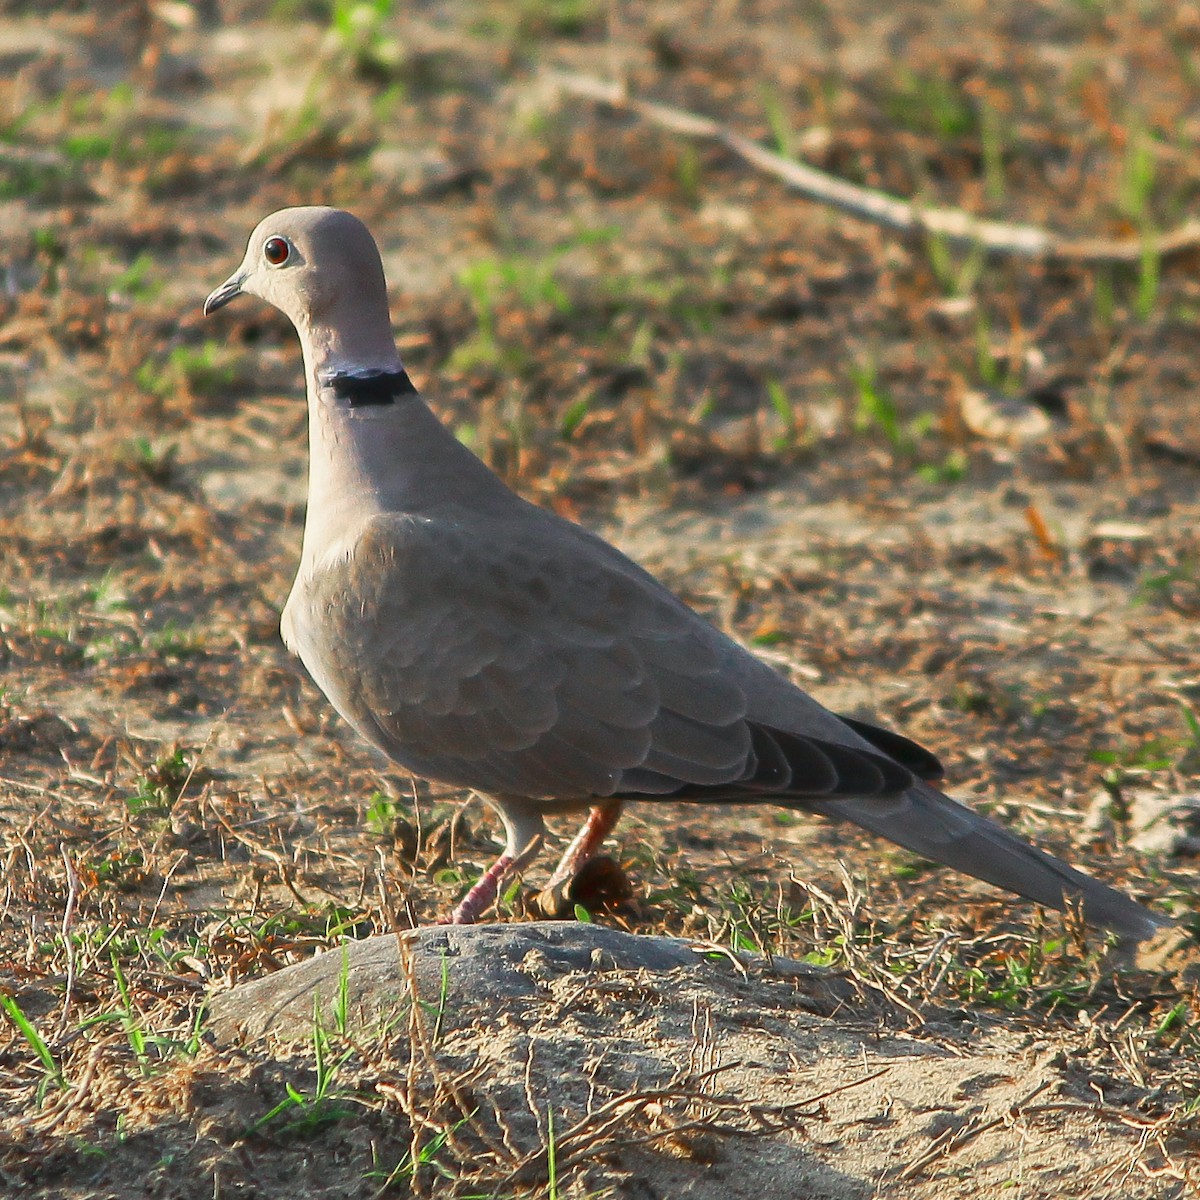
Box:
[206,920,849,1044]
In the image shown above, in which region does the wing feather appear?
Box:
[286,511,919,803]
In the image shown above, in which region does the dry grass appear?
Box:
[2,1,1200,1195]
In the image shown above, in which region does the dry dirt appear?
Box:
[2,1,1200,1196]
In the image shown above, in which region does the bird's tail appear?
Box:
[807,782,1168,941]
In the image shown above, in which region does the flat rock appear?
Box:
[207,920,852,1045]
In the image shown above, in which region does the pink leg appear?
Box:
[447,853,518,925]
[446,800,545,925]
[544,800,625,890]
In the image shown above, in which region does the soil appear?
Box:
[2,2,1199,1196]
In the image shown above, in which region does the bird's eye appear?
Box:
[263,237,290,266]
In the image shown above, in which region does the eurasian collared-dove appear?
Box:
[204,206,1166,937]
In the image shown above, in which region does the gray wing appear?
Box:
[288,510,913,802]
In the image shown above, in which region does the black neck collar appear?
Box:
[322,368,419,408]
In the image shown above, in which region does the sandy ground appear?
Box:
[2,2,1200,1195]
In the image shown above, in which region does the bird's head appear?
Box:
[204,207,394,355]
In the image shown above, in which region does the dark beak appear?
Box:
[203,273,245,316]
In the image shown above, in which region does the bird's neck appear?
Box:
[298,304,398,372]
[295,338,510,571]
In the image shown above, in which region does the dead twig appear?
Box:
[56,845,82,1040]
[546,70,1200,265]
[506,1063,889,1185]
[897,1079,1054,1180]
[386,938,517,1195]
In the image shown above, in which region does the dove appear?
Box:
[204,206,1166,938]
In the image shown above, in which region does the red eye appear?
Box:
[263,237,290,265]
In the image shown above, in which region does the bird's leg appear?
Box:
[447,799,545,925]
[544,800,624,890]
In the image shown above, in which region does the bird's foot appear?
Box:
[543,800,624,891]
[532,854,633,918]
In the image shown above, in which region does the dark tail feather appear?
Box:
[807,782,1168,942]
[835,715,945,781]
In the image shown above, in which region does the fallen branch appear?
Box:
[546,70,1200,266]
